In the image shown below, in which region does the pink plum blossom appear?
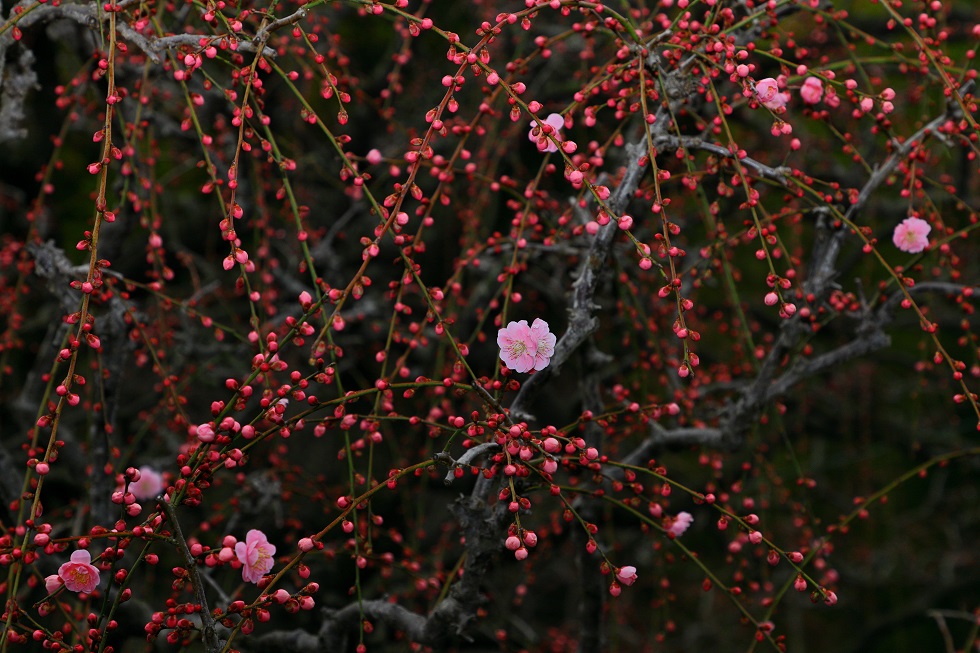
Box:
[892,217,931,253]
[528,318,556,370]
[755,78,789,112]
[235,529,276,584]
[528,113,564,153]
[44,575,63,594]
[667,511,694,537]
[616,565,638,586]
[497,318,556,373]
[130,466,164,500]
[800,76,824,104]
[58,550,100,593]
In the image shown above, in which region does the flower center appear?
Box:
[68,568,89,583]
[509,342,527,356]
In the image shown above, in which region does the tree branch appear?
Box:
[0,1,276,72]
[508,139,649,422]
[441,442,500,485]
[0,45,37,143]
[158,499,224,653]
[319,600,427,650]
[652,134,792,186]
[806,112,949,298]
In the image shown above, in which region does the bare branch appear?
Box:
[0,46,37,143]
[252,7,308,45]
[653,134,793,186]
[806,112,949,297]
[246,629,318,653]
[319,600,427,650]
[0,446,21,516]
[442,442,500,485]
[718,111,953,447]
[573,345,609,653]
[762,329,890,402]
[27,241,82,314]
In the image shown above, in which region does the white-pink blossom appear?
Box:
[667,511,694,537]
[235,529,276,584]
[130,466,164,500]
[892,217,931,253]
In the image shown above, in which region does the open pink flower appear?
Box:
[755,78,789,112]
[800,76,824,104]
[498,320,536,372]
[528,318,556,371]
[892,217,931,253]
[497,318,555,373]
[667,511,693,537]
[616,565,638,586]
[235,529,276,584]
[130,466,164,500]
[528,113,564,153]
[58,550,100,593]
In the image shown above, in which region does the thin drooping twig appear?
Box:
[158,499,224,653]
[251,27,708,653]
[509,44,706,423]
[24,244,137,513]
[632,283,973,452]
[573,345,610,653]
[806,112,949,297]
[718,110,952,448]
[0,1,277,71]
[88,293,132,527]
[508,140,650,422]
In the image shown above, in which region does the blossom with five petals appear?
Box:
[58,550,100,593]
[235,529,277,584]
[892,217,931,253]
